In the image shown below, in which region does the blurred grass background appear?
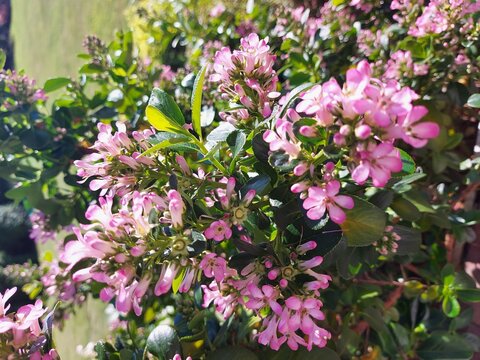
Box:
[11,0,130,84]
[10,1,130,358]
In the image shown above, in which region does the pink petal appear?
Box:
[327,204,347,224]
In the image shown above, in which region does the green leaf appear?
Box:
[277,83,314,119]
[172,267,186,294]
[240,175,271,197]
[227,130,246,158]
[19,129,52,150]
[146,325,182,360]
[456,289,480,302]
[417,332,473,359]
[43,77,70,92]
[403,190,436,213]
[398,148,416,174]
[207,122,236,142]
[442,296,461,318]
[393,225,422,256]
[142,134,191,156]
[467,94,480,108]
[369,190,394,210]
[340,196,386,246]
[207,346,258,360]
[390,197,421,221]
[0,50,6,69]
[191,64,208,140]
[146,88,185,133]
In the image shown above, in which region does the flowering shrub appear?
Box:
[0,288,58,359]
[2,0,480,359]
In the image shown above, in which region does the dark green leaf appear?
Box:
[340,196,386,246]
[417,332,473,360]
[227,130,246,158]
[19,129,52,150]
[146,325,182,360]
[456,289,480,302]
[207,346,258,360]
[240,175,271,197]
[265,345,340,359]
[393,225,422,256]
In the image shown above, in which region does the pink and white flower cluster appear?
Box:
[210,33,279,122]
[74,122,158,196]
[29,210,57,244]
[0,70,47,109]
[58,190,189,316]
[264,60,439,222]
[201,241,332,351]
[0,288,58,359]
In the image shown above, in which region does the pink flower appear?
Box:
[244,284,282,315]
[210,34,278,122]
[209,3,225,17]
[168,190,185,229]
[60,227,115,271]
[285,296,326,335]
[302,180,354,224]
[351,143,403,187]
[154,262,179,296]
[257,314,286,350]
[397,106,439,148]
[202,281,238,319]
[0,287,16,317]
[204,220,232,241]
[199,253,228,282]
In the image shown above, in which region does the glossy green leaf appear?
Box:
[227,130,246,158]
[191,63,208,140]
[146,88,186,133]
[340,196,386,246]
[240,175,271,197]
[207,122,236,142]
[466,94,480,108]
[172,267,186,294]
[146,325,182,360]
[398,148,416,174]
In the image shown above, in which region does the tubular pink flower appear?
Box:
[154,262,179,296]
[168,190,185,228]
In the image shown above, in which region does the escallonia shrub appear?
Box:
[2,0,480,358]
[30,33,478,358]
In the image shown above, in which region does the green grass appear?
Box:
[11,1,130,358]
[11,0,130,85]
